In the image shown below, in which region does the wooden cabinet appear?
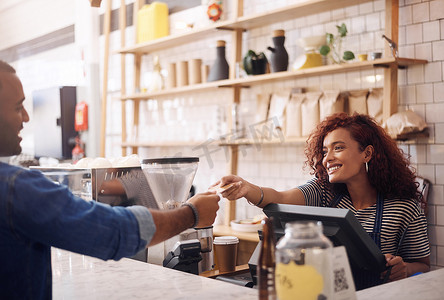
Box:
[114,0,427,224]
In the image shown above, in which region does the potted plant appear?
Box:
[243,50,268,75]
[319,23,355,64]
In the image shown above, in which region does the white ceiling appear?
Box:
[0,0,27,12]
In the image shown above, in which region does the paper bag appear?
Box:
[367,88,383,124]
[256,93,271,123]
[285,93,306,137]
[302,92,322,136]
[384,110,427,138]
[319,90,345,121]
[347,90,369,115]
[268,91,291,130]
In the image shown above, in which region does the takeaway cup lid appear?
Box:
[213,236,239,245]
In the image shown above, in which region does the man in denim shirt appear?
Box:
[0,60,221,299]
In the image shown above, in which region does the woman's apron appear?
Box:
[329,193,384,290]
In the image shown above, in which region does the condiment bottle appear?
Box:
[267,29,289,72]
[207,40,229,82]
[258,217,277,300]
[275,221,333,300]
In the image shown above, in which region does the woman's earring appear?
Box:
[365,162,369,173]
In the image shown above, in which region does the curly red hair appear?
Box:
[304,112,419,200]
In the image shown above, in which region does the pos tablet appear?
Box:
[262,203,386,273]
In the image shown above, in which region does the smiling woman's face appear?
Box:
[322,128,367,184]
[0,72,29,156]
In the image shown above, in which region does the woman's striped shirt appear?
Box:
[298,178,430,260]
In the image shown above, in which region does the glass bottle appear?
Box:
[275,221,333,300]
[258,218,277,300]
[149,55,164,92]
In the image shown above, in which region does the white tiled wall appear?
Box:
[1,0,443,268]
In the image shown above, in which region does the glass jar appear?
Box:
[275,221,333,300]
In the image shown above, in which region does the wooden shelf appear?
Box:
[200,264,250,279]
[117,20,233,55]
[221,0,373,31]
[116,0,373,55]
[121,136,305,149]
[120,81,221,100]
[120,57,427,101]
[219,136,307,146]
[395,128,430,142]
[213,225,260,243]
[218,57,424,88]
[121,140,207,148]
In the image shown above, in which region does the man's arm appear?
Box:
[148,206,194,246]
[147,192,220,246]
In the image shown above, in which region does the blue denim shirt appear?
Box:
[0,163,156,299]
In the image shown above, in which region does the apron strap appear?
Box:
[371,193,384,247]
[329,193,343,208]
[330,192,384,247]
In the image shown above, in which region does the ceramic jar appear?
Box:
[207,40,229,82]
[268,29,289,72]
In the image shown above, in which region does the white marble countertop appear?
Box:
[52,248,443,300]
[51,248,257,299]
[356,267,444,300]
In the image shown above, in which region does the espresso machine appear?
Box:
[141,157,214,274]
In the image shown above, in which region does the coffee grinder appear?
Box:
[141,157,214,274]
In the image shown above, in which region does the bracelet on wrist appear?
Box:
[182,202,199,228]
[247,186,264,207]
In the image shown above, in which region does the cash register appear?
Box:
[248,203,387,290]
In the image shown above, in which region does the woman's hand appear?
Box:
[381,254,408,282]
[209,175,250,201]
[210,175,306,207]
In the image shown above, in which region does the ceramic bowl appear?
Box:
[296,35,326,51]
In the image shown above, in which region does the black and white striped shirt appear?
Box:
[298,178,430,260]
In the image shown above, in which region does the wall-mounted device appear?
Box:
[32,86,77,159]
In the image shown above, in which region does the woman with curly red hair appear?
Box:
[217,112,430,290]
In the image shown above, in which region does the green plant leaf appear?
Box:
[319,45,331,56]
[337,23,348,37]
[257,52,268,62]
[243,50,257,74]
[326,33,334,45]
[246,49,257,57]
[343,51,355,61]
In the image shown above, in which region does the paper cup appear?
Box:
[213,236,239,272]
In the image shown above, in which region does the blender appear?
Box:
[141,157,214,274]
